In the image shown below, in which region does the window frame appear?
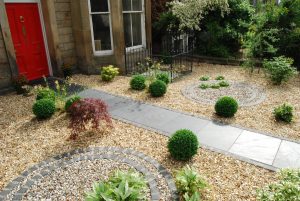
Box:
[88,0,114,56]
[122,0,146,51]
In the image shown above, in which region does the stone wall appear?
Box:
[0,25,12,89]
[54,0,77,66]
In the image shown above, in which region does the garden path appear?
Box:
[79,89,300,171]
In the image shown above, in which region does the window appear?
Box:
[122,0,145,49]
[89,0,113,55]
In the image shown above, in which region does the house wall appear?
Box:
[0,25,12,89]
[54,0,77,66]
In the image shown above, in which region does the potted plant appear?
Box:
[61,63,73,78]
[12,74,29,94]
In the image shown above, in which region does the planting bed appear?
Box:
[0,92,276,200]
[71,63,300,141]
[182,80,266,107]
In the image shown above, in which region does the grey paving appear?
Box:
[273,140,300,168]
[78,89,300,170]
[229,131,281,165]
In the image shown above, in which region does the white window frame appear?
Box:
[88,0,114,56]
[123,0,146,51]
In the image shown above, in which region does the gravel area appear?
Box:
[71,63,300,141]
[183,80,266,106]
[0,91,276,200]
[23,160,136,201]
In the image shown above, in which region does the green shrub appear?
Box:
[101,65,119,82]
[32,99,56,119]
[199,83,210,89]
[168,129,199,161]
[36,88,56,101]
[219,81,230,87]
[273,104,294,123]
[211,83,221,89]
[263,56,298,85]
[149,80,167,97]
[85,170,147,201]
[156,73,170,85]
[200,76,210,81]
[215,75,225,80]
[215,96,238,117]
[257,169,300,201]
[176,165,207,201]
[65,95,81,112]
[130,75,146,91]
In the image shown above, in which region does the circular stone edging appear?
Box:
[0,147,179,201]
[182,80,266,107]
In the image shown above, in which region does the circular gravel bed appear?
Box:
[182,80,266,107]
[0,147,178,201]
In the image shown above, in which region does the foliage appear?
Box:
[65,95,81,112]
[263,56,298,85]
[130,75,147,91]
[168,129,199,161]
[210,83,221,89]
[53,79,69,111]
[32,99,56,119]
[149,80,167,97]
[273,104,294,123]
[176,165,207,201]
[199,76,210,81]
[12,74,29,94]
[244,0,300,69]
[219,81,230,87]
[199,83,210,89]
[36,88,56,102]
[85,170,147,201]
[169,0,229,31]
[215,96,238,117]
[196,0,254,57]
[215,75,225,80]
[69,98,112,140]
[156,72,170,85]
[101,65,119,82]
[257,169,300,201]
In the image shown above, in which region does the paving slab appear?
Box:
[77,89,300,170]
[229,131,282,165]
[159,114,210,135]
[197,122,243,151]
[273,140,300,168]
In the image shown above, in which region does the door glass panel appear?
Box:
[132,13,142,46]
[90,0,108,12]
[123,13,132,47]
[92,14,112,50]
[132,0,142,11]
[123,0,132,11]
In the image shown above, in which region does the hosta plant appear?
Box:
[257,169,300,201]
[176,165,207,201]
[68,98,112,140]
[85,170,147,201]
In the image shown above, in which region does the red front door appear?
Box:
[6,3,49,80]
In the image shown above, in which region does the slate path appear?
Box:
[79,89,300,171]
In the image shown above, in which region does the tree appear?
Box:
[169,0,229,31]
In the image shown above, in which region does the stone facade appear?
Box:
[54,0,77,66]
[0,0,151,91]
[0,25,12,89]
